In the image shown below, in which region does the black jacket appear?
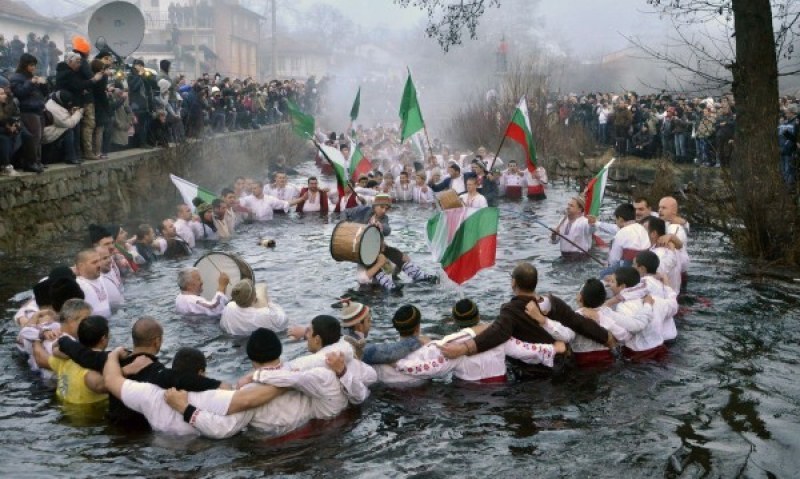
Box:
[54,62,95,106]
[9,71,47,113]
[57,336,221,430]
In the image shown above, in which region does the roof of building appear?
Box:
[0,0,63,27]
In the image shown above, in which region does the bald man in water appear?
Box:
[658,196,690,288]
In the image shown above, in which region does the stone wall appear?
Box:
[0,126,306,253]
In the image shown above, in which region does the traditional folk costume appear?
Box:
[411,185,435,204]
[606,282,666,361]
[239,194,290,221]
[500,170,525,199]
[634,275,679,342]
[295,187,328,214]
[77,276,112,319]
[462,191,488,210]
[539,308,629,368]
[396,330,557,383]
[175,291,229,316]
[551,216,593,259]
[524,166,548,199]
[174,218,201,249]
[394,182,414,202]
[608,221,650,269]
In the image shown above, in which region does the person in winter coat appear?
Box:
[9,53,48,172]
[41,90,83,165]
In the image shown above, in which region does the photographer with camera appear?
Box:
[9,53,47,173]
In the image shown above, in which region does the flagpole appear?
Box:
[531,218,605,266]
[422,123,434,157]
[488,127,510,172]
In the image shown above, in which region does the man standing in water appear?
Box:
[440,262,614,376]
[658,196,690,289]
[550,197,594,259]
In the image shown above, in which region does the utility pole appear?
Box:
[193,0,200,79]
[271,0,277,78]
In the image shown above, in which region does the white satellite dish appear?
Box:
[88,1,146,58]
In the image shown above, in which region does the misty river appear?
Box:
[1,161,799,478]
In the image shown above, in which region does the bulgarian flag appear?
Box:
[427,207,499,284]
[399,70,425,142]
[584,158,616,216]
[170,174,216,211]
[319,144,349,198]
[348,141,372,183]
[504,96,537,172]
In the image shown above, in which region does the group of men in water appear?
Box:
[9,124,693,440]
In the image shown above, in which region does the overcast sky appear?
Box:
[26,0,677,57]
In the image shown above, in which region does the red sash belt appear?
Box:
[622,248,644,262]
[527,184,545,196]
[573,349,614,367]
[505,185,522,198]
[622,344,668,362]
[478,374,508,384]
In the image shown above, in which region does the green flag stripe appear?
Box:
[439,208,499,268]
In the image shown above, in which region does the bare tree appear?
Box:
[394,0,500,51]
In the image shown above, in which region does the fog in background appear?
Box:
[26,0,798,132]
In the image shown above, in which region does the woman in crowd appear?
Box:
[9,53,47,173]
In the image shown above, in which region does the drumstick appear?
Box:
[205,256,224,274]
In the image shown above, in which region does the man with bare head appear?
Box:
[75,249,111,319]
[658,196,690,289]
[95,245,124,309]
[174,203,201,248]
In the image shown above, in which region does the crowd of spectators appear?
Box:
[0,34,324,176]
[546,92,736,166]
[544,91,798,187]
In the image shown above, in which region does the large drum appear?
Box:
[194,252,255,301]
[437,189,463,210]
[330,222,383,267]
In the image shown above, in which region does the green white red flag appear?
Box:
[170,174,216,211]
[584,158,616,217]
[504,96,537,172]
[348,141,372,183]
[426,207,499,284]
[319,144,349,198]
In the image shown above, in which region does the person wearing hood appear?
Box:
[42,90,83,165]
[9,53,48,173]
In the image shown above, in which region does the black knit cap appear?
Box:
[392,305,421,335]
[452,299,479,327]
[247,327,282,363]
[50,278,85,312]
[89,223,112,245]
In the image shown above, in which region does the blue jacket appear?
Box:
[344,205,392,236]
[362,336,423,365]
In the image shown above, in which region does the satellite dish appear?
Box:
[88,1,145,58]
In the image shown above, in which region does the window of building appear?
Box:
[151,0,159,8]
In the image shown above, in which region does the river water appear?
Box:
[1,163,799,478]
